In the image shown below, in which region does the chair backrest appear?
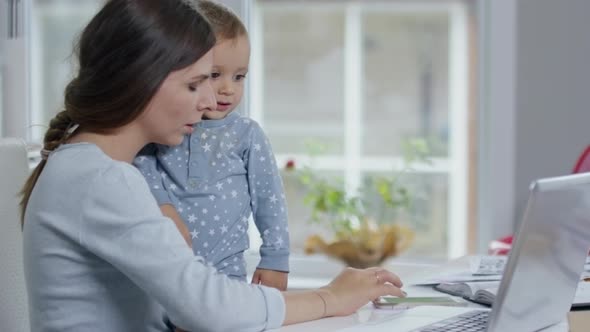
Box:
[0,138,31,332]
[573,145,590,173]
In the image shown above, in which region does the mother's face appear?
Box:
[139,50,216,146]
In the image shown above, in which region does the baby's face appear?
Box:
[204,35,250,120]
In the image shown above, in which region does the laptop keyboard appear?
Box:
[413,310,488,332]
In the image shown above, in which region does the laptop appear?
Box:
[339,173,590,332]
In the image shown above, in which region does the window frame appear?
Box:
[248,0,470,258]
[0,0,518,259]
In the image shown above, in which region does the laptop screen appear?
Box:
[488,173,590,332]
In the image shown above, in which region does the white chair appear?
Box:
[0,138,31,332]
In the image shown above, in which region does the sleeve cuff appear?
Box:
[258,249,290,272]
[151,189,173,206]
[259,285,286,329]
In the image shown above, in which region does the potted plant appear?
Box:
[285,139,431,268]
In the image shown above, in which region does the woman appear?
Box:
[20,1,405,331]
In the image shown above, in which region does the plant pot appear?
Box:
[304,224,414,268]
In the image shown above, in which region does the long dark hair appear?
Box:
[20,0,216,224]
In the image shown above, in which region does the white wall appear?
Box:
[477,0,517,252]
[478,0,590,251]
[513,0,590,223]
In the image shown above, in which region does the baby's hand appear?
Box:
[251,268,288,291]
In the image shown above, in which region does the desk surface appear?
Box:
[568,311,590,331]
[268,257,589,331]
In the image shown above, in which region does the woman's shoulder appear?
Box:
[51,143,146,191]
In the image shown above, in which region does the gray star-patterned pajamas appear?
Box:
[134,112,290,280]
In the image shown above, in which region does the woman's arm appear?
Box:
[81,165,285,332]
[83,164,403,331]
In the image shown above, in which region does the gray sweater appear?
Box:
[23,143,285,332]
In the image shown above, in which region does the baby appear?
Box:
[134,0,289,290]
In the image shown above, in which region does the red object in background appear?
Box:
[489,235,513,255]
[573,146,590,173]
[489,146,590,255]
[284,159,296,171]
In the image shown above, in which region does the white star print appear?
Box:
[137,156,146,162]
[134,116,293,275]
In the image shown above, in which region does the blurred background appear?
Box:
[2,0,589,262]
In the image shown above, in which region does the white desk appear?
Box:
[257,256,573,332]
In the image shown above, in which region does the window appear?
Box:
[29,0,102,141]
[7,0,475,260]
[249,0,473,259]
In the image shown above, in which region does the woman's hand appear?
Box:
[319,267,405,317]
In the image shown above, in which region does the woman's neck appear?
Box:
[68,127,147,163]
